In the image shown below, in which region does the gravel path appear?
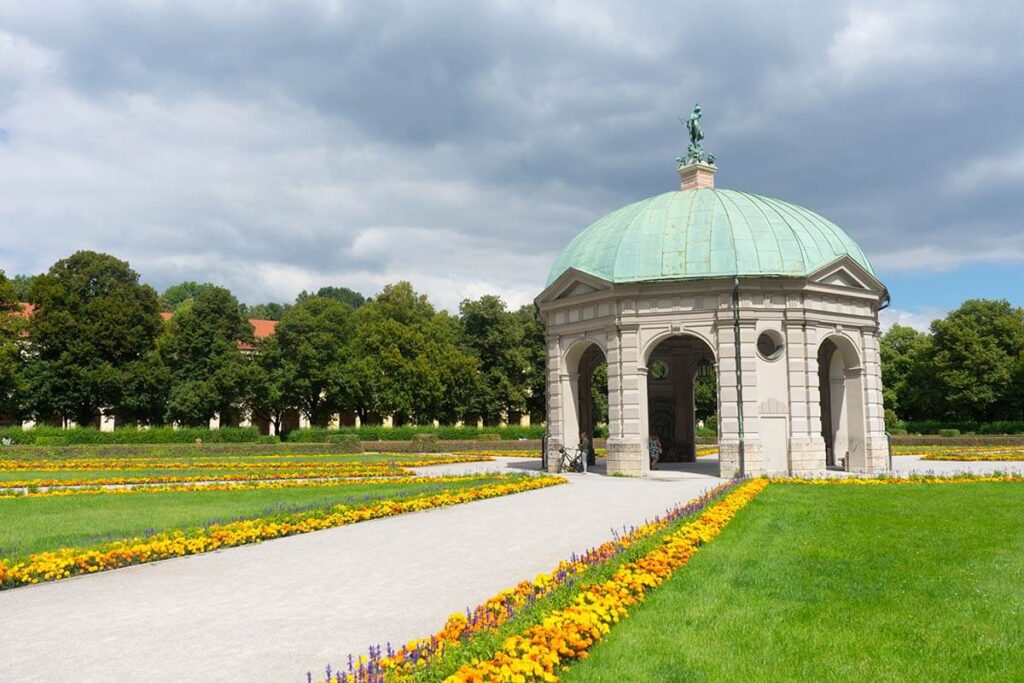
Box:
[0,457,722,683]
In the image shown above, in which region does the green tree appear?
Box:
[298,286,366,310]
[11,274,37,300]
[161,287,255,426]
[346,282,476,424]
[241,302,290,320]
[459,295,529,424]
[514,305,547,422]
[161,281,218,311]
[880,324,933,421]
[929,299,1024,421]
[695,367,717,422]
[274,296,354,426]
[248,334,290,434]
[24,251,163,426]
[0,271,26,417]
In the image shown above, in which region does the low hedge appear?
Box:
[889,434,1024,447]
[899,420,1024,435]
[285,424,547,442]
[0,425,262,446]
[0,439,550,459]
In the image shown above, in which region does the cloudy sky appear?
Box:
[2,1,1022,329]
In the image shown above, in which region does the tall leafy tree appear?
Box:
[11,274,38,300]
[275,296,354,426]
[459,295,529,424]
[161,281,218,311]
[161,287,255,426]
[241,302,290,320]
[880,323,934,420]
[929,299,1024,421]
[24,251,163,426]
[514,304,547,422]
[297,286,366,310]
[0,271,26,418]
[346,282,475,424]
[248,334,290,435]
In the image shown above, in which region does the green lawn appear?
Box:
[0,475,504,560]
[562,482,1024,682]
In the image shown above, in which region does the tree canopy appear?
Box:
[274,296,354,426]
[344,282,476,424]
[297,286,366,310]
[0,271,26,417]
[161,286,255,426]
[23,251,163,425]
[881,299,1024,423]
[161,281,219,311]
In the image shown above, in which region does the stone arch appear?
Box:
[563,335,608,371]
[817,333,867,471]
[560,339,608,456]
[642,332,718,470]
[642,328,717,367]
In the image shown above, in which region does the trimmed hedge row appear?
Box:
[0,424,549,447]
[895,420,1024,435]
[285,424,547,442]
[0,439,555,459]
[0,425,266,446]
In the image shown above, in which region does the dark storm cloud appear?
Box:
[1,1,1022,311]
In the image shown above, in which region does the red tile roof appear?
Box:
[18,305,278,344]
[249,319,277,339]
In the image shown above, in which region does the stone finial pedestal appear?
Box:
[678,161,716,191]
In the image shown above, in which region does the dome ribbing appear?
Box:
[546,188,874,286]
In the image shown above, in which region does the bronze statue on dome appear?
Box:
[677,103,716,166]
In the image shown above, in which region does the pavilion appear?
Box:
[536,106,890,477]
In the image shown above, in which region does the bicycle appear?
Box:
[558,446,586,473]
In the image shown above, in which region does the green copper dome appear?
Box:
[546,188,875,286]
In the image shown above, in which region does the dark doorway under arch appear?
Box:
[646,335,716,463]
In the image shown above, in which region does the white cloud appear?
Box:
[880,306,944,332]
[0,28,55,81]
[947,144,1024,194]
[0,0,1022,312]
[871,239,1024,273]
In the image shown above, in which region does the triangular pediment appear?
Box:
[808,257,885,293]
[819,269,865,288]
[535,267,612,305]
[557,281,598,299]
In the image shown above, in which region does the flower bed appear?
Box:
[441,479,767,683]
[892,445,1024,458]
[920,453,1024,462]
[0,475,564,590]
[0,455,495,489]
[309,478,748,683]
[0,454,490,472]
[778,473,1024,485]
[0,474,504,499]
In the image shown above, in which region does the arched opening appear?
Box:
[818,336,867,471]
[645,334,717,467]
[562,342,608,459]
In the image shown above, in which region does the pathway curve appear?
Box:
[0,457,721,683]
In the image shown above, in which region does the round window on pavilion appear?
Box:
[757,330,785,361]
[649,360,670,379]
